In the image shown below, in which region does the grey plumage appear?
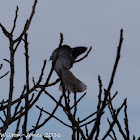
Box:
[50,45,87,93]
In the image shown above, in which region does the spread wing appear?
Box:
[51,45,87,69]
[71,46,87,59]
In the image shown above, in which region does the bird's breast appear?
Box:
[54,58,64,77]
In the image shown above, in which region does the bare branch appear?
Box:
[15,107,23,133]
[13,39,22,54]
[24,0,38,32]
[85,124,89,137]
[124,99,130,139]
[11,6,19,34]
[3,59,11,65]
[0,23,10,37]
[0,99,8,105]
[29,93,34,103]
[37,60,47,84]
[107,118,117,140]
[79,112,97,124]
[47,78,60,87]
[0,85,38,111]
[30,107,43,140]
[0,71,9,79]
[28,93,64,133]
[22,33,30,136]
[101,99,126,140]
[88,29,124,140]
[80,118,96,127]
[70,92,86,110]
[36,105,72,128]
[107,29,123,92]
[73,92,77,119]
[14,85,26,116]
[0,117,4,124]
[13,0,38,46]
[32,77,36,86]
[0,64,3,70]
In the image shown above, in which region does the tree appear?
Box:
[0,0,139,140]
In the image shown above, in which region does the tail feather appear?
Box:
[59,69,87,93]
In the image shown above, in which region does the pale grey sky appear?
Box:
[0,0,140,139]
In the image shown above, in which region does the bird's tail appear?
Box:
[59,69,87,93]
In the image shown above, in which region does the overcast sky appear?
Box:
[0,0,140,139]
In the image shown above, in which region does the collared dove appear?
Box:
[50,45,87,93]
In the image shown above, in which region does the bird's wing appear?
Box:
[50,48,59,61]
[71,46,87,59]
[59,54,72,69]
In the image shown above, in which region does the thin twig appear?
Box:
[70,92,86,110]
[28,93,64,134]
[0,71,9,79]
[37,60,47,84]
[65,108,86,140]
[29,93,34,103]
[12,107,23,140]
[32,77,36,86]
[80,118,96,127]
[73,92,77,118]
[22,33,29,137]
[36,105,72,128]
[11,6,19,34]
[94,75,103,139]
[13,0,38,45]
[0,64,3,70]
[108,134,115,140]
[101,99,126,140]
[88,29,124,140]
[79,111,97,124]
[14,85,26,116]
[124,99,130,139]
[15,107,23,133]
[107,118,117,140]
[0,23,10,37]
[108,91,127,139]
[107,29,123,93]
[0,117,4,124]
[47,78,60,87]
[30,107,43,140]
[85,124,89,138]
[0,99,8,105]
[0,83,47,111]
[3,59,11,65]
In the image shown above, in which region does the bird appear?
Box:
[50,45,87,93]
